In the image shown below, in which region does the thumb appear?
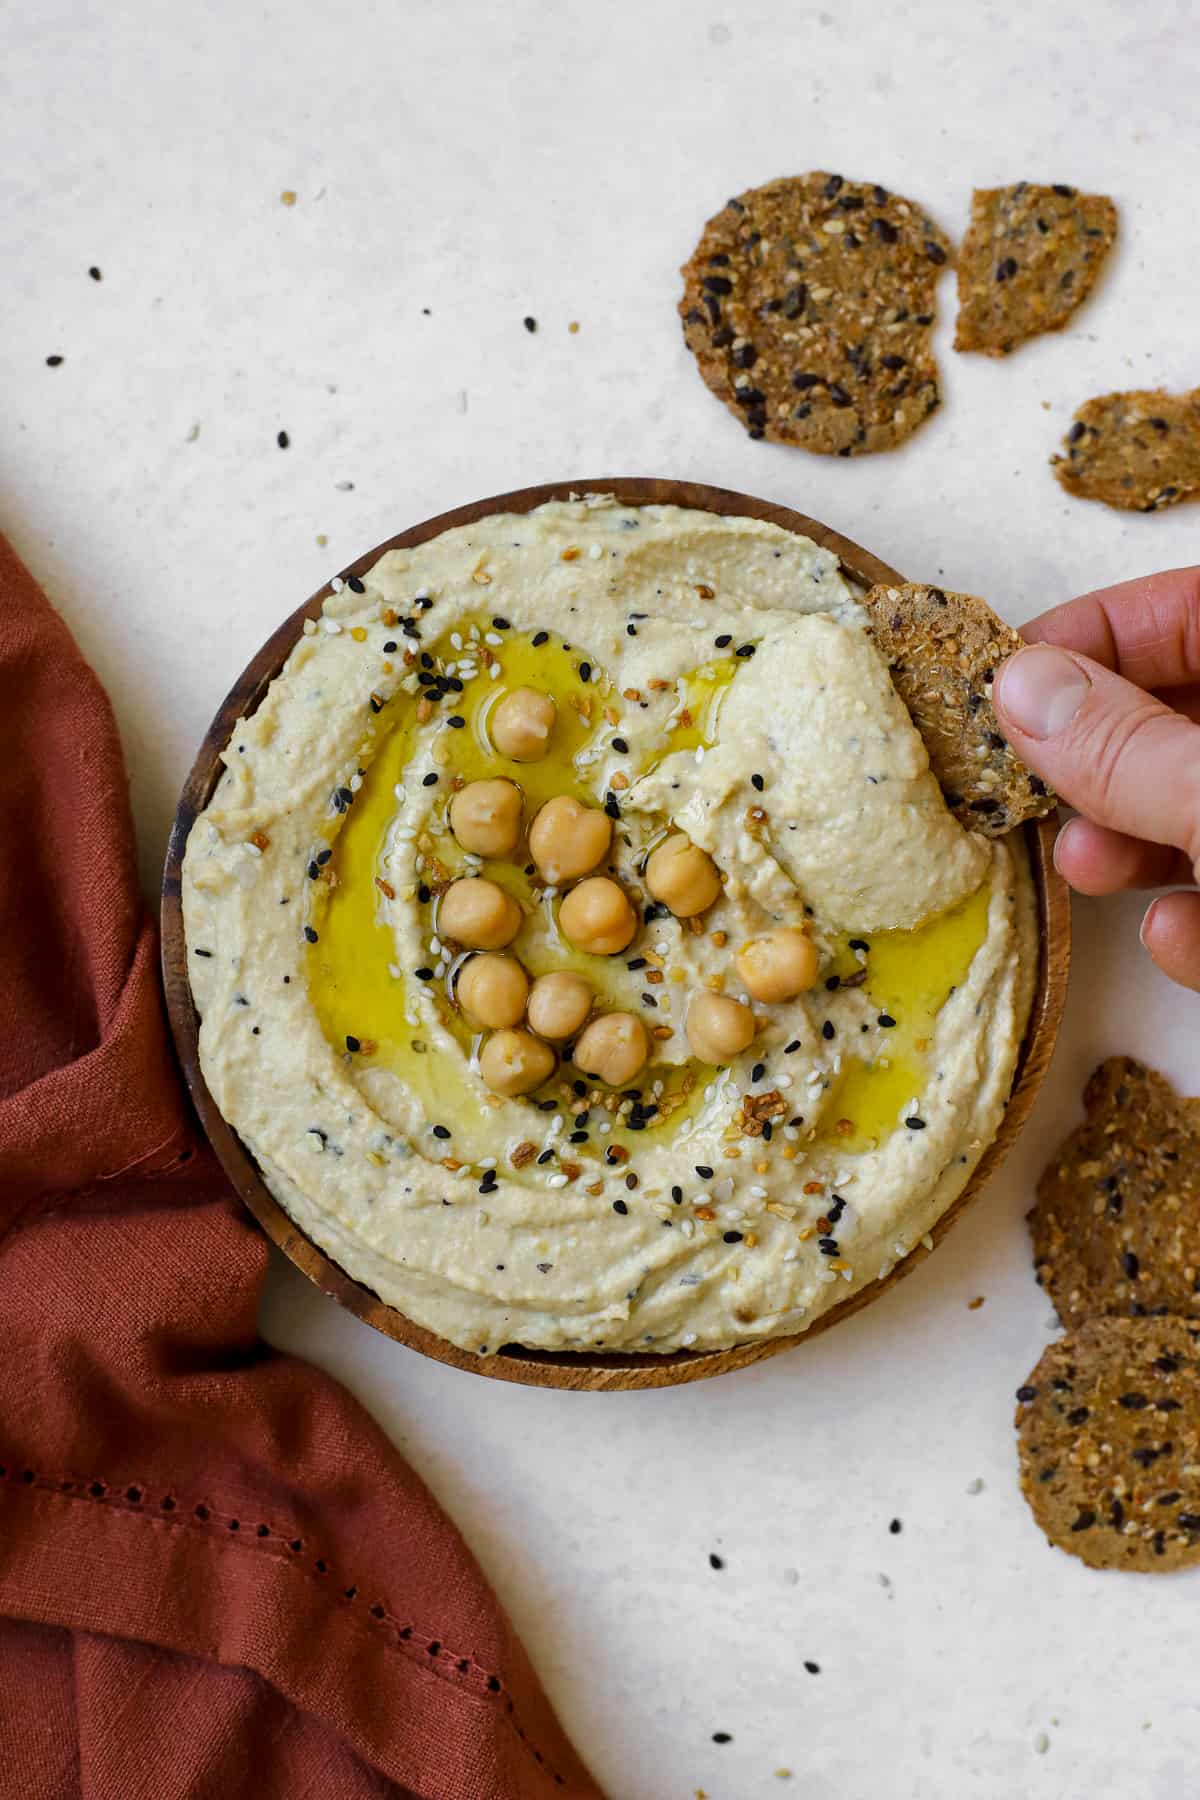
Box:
[993,644,1200,869]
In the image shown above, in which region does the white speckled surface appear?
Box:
[4,2,1199,1794]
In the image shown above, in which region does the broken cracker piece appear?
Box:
[864,582,1057,837]
[955,183,1117,356]
[1053,387,1200,512]
[1029,1056,1200,1331]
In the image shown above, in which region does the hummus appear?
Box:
[182,497,1037,1355]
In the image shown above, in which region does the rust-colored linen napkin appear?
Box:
[0,536,602,1800]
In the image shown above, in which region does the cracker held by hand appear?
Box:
[679,173,952,456]
[1053,387,1200,512]
[954,183,1117,356]
[1016,1317,1200,1572]
[863,583,1056,836]
[1030,1057,1200,1332]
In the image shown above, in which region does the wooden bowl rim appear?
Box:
[161,475,1070,1391]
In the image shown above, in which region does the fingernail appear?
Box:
[995,646,1091,741]
[1140,898,1160,948]
[1052,816,1081,876]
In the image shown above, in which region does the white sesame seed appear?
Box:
[323,619,343,635]
[547,1173,569,1188]
[395,827,415,842]
[783,1249,798,1263]
[548,1116,563,1137]
[715,1177,733,1201]
[694,747,706,764]
[694,1191,712,1207]
[783,1126,800,1142]
[485,631,503,646]
[588,543,603,559]
[393,784,406,802]
[654,939,670,955]
[816,1268,837,1284]
[429,935,442,954]
[387,962,402,978]
[777,1074,793,1088]
[349,773,363,792]
[840,1267,853,1281]
[302,618,318,636]
[489,663,502,680]
[243,841,262,858]
[681,1331,698,1346]
[330,577,344,593]
[921,1233,934,1251]
[749,1185,768,1199]
[451,632,463,649]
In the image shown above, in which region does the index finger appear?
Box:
[1022,566,1200,691]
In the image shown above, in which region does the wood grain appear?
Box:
[161,477,1071,1391]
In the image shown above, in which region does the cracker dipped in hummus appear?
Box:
[182,497,1037,1356]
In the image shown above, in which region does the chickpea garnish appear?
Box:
[490,687,556,761]
[645,832,722,918]
[573,1013,649,1087]
[478,1029,556,1096]
[735,928,819,1003]
[526,970,594,1040]
[529,795,612,885]
[448,778,523,857]
[558,876,637,955]
[686,990,757,1063]
[438,877,522,949]
[455,953,530,1029]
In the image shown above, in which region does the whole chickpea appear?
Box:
[558,876,638,955]
[449,779,523,857]
[478,1028,556,1097]
[490,687,557,762]
[645,833,722,918]
[735,928,819,1003]
[529,795,612,885]
[438,877,522,949]
[573,1013,649,1087]
[526,970,594,1041]
[455,953,530,1029]
[686,989,757,1063]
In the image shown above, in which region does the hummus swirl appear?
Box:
[183,498,1036,1355]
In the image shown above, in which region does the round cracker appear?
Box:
[678,173,952,456]
[1016,1317,1200,1572]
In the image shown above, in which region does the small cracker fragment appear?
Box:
[863,582,1057,836]
[678,173,953,456]
[1016,1316,1200,1572]
[1030,1057,1200,1331]
[1053,387,1200,512]
[954,183,1116,356]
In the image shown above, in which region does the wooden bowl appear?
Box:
[162,477,1070,1390]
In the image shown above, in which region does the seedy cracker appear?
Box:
[863,582,1057,837]
[678,173,953,456]
[1016,1317,1200,1572]
[1053,387,1200,512]
[954,182,1117,356]
[1030,1057,1200,1332]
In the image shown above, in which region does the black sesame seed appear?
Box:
[804,1659,821,1674]
[345,1035,360,1052]
[735,643,756,658]
[877,1013,896,1028]
[995,255,1018,282]
[712,1732,732,1745]
[536,1150,554,1165]
[751,1062,765,1083]
[44,352,64,365]
[723,1230,743,1244]
[1015,1384,1038,1403]
[612,736,629,753]
[905,1116,927,1130]
[604,792,621,820]
[569,1130,588,1144]
[523,316,537,332]
[492,616,511,629]
[825,974,841,992]
[307,861,320,880]
[422,773,438,787]
[671,1185,683,1203]
[613,1199,629,1215]
[417,883,431,902]
[1122,1251,1140,1278]
[277,430,290,449]
[924,240,948,265]
[821,1021,835,1040]
[347,576,366,593]
[889,1519,901,1535]
[848,938,869,952]
[432,1125,451,1140]
[303,926,318,943]
[694,1165,714,1179]
[578,660,592,682]
[625,1172,639,1190]
[533,630,549,646]
[414,966,434,980]
[447,715,465,729]
[751,773,764,791]
[709,1552,724,1569]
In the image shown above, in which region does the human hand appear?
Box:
[992,567,1200,992]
